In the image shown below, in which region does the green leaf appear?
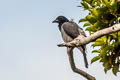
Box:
[92,50,100,53]
[110,33,117,39]
[112,64,119,76]
[104,68,107,73]
[92,36,107,47]
[110,0,117,7]
[117,17,120,21]
[86,15,97,24]
[91,7,99,18]
[104,61,112,73]
[92,41,105,47]
[96,0,101,6]
[96,36,107,43]
[100,45,110,58]
[81,1,90,10]
[91,0,97,7]
[92,21,101,30]
[118,32,120,36]
[102,0,109,6]
[79,18,87,23]
[107,35,112,44]
[85,0,92,4]
[109,0,117,13]
[99,6,108,13]
[83,22,91,27]
[91,56,100,64]
[91,7,102,19]
[85,26,96,31]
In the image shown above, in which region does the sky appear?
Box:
[0,0,120,80]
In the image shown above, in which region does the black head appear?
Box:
[52,16,69,24]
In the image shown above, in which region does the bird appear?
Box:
[52,16,88,68]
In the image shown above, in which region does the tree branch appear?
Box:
[67,48,96,80]
[118,0,120,2]
[58,24,120,47]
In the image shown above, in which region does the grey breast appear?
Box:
[61,27,73,43]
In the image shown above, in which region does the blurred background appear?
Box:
[0,0,119,80]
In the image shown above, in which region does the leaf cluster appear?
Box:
[79,0,120,75]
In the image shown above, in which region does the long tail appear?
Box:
[78,46,88,68]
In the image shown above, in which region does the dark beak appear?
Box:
[52,19,59,23]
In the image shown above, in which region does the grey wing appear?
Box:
[77,26,87,56]
[61,27,73,42]
[77,26,87,49]
[62,22,80,39]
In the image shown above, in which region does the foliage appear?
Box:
[79,0,120,75]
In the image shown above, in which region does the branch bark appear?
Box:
[67,48,96,80]
[58,24,120,47]
[118,0,120,2]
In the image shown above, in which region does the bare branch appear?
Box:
[58,24,120,47]
[118,0,120,2]
[67,48,96,80]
